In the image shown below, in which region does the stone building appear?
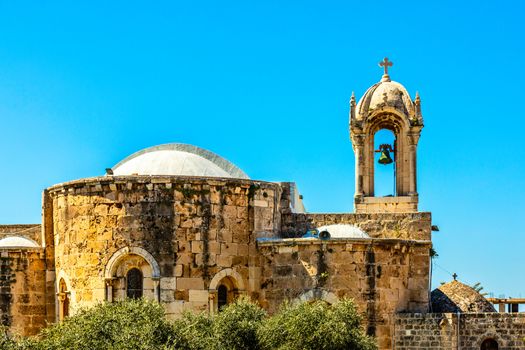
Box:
[395,280,525,349]
[0,60,523,349]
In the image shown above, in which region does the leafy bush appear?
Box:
[172,296,266,350]
[257,299,377,350]
[3,297,376,350]
[212,296,266,350]
[172,310,214,350]
[1,325,38,350]
[0,325,18,350]
[35,298,180,350]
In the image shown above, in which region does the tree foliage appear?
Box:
[4,297,376,350]
[257,299,377,350]
[171,296,266,350]
[34,299,179,350]
[470,282,488,296]
[212,296,266,350]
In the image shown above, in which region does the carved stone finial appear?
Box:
[379,57,393,82]
[414,91,422,120]
[349,91,357,122]
[350,91,356,107]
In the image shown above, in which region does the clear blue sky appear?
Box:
[0,1,523,300]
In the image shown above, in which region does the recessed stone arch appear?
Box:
[56,270,73,321]
[209,268,246,313]
[104,247,160,302]
[56,270,72,292]
[365,109,410,136]
[209,268,245,291]
[296,289,339,305]
[105,246,160,279]
[477,334,503,349]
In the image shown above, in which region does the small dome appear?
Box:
[431,280,496,313]
[317,224,370,239]
[112,143,249,179]
[355,79,416,121]
[302,224,370,239]
[0,236,40,248]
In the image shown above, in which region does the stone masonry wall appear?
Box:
[0,249,49,336]
[258,238,431,350]
[394,313,525,349]
[46,176,280,317]
[281,212,431,240]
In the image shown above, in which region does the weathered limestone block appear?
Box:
[174,278,204,290]
[189,290,209,303]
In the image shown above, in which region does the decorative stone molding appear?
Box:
[209,268,245,291]
[105,246,161,279]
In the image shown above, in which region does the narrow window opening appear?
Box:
[126,268,143,299]
[480,338,498,350]
[218,285,228,310]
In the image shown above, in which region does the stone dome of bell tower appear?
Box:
[349,58,424,213]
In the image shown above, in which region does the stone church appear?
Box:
[1,59,523,349]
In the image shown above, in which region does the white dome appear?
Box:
[0,236,40,248]
[111,144,249,179]
[316,224,370,239]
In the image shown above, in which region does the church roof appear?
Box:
[111,143,249,179]
[431,280,496,313]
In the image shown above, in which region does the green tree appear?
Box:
[212,296,266,350]
[0,325,19,350]
[3,297,377,350]
[173,296,266,350]
[172,310,214,350]
[35,298,180,350]
[257,299,377,350]
[470,282,489,296]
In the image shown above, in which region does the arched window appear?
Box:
[480,338,498,350]
[126,268,143,299]
[218,285,228,310]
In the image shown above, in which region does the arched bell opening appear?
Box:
[374,129,397,197]
[363,112,409,198]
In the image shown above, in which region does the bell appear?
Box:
[378,149,393,165]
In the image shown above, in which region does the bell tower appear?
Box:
[350,58,424,213]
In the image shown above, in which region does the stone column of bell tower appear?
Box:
[350,58,424,213]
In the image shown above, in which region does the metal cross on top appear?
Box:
[379,57,393,75]
[452,273,458,281]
